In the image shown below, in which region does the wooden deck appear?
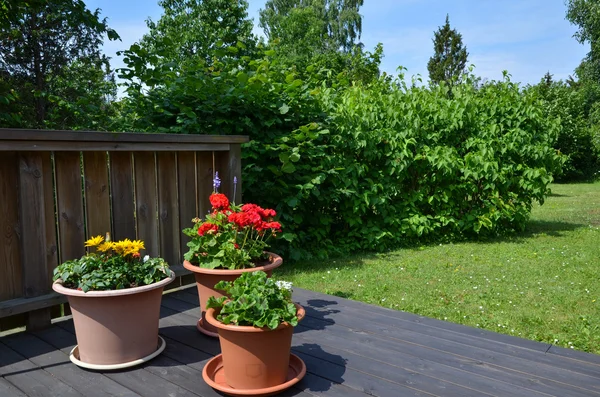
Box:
[1,286,599,397]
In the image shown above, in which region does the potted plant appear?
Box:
[52,233,174,370]
[182,173,284,337]
[202,271,306,395]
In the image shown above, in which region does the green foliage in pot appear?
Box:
[206,271,298,330]
[53,234,171,292]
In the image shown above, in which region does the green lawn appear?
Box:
[279,182,600,354]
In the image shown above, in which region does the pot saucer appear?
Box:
[197,318,219,338]
[69,336,166,370]
[202,353,306,397]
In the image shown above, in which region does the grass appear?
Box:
[278,182,600,354]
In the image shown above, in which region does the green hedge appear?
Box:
[119,52,563,259]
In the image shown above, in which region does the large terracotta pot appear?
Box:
[52,271,175,367]
[183,252,283,337]
[204,303,305,390]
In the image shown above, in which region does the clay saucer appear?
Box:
[202,353,306,397]
[197,318,219,337]
[69,336,166,370]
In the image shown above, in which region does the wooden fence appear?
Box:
[0,129,248,331]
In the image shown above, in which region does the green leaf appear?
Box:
[281,162,296,173]
[279,104,290,114]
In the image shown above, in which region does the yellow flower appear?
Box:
[97,241,114,252]
[84,235,104,247]
[111,239,145,256]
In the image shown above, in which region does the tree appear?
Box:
[0,0,119,128]
[567,0,600,80]
[137,0,257,68]
[259,0,364,54]
[257,0,381,84]
[427,15,469,88]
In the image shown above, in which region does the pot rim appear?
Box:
[182,251,282,275]
[205,302,305,333]
[52,270,175,297]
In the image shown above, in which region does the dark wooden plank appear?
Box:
[109,152,136,240]
[293,289,600,379]
[0,128,249,144]
[157,152,180,267]
[134,152,159,256]
[54,152,86,261]
[17,152,52,330]
[221,143,242,204]
[293,324,551,397]
[295,307,600,396]
[48,322,206,397]
[0,341,83,397]
[0,378,27,397]
[41,152,61,321]
[159,296,510,397]
[0,293,67,318]
[214,150,232,202]
[0,152,22,302]
[174,287,600,397]
[3,331,141,397]
[83,151,111,239]
[294,349,430,397]
[0,141,231,152]
[548,344,600,365]
[196,152,213,218]
[0,152,25,330]
[294,288,552,353]
[159,300,438,397]
[177,152,197,261]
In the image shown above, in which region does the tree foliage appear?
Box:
[527,76,599,181]
[0,0,119,129]
[259,0,363,53]
[138,0,257,68]
[257,0,379,84]
[427,15,469,88]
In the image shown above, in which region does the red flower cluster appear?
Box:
[198,223,219,236]
[209,193,230,211]
[228,204,281,233]
[241,204,276,218]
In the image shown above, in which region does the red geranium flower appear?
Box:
[198,222,219,236]
[210,193,230,211]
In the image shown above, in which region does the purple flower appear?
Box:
[233,176,238,202]
[213,171,221,192]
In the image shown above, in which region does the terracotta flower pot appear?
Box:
[204,303,305,390]
[52,271,175,367]
[182,252,283,337]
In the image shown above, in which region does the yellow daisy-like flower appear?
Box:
[84,235,104,247]
[128,240,145,255]
[97,241,114,252]
[112,239,145,256]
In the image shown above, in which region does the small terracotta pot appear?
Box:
[52,271,175,366]
[182,252,283,336]
[205,303,305,390]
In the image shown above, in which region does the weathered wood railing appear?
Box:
[0,129,248,331]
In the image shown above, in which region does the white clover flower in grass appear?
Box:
[275,280,293,292]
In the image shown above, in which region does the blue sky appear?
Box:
[85,0,588,86]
